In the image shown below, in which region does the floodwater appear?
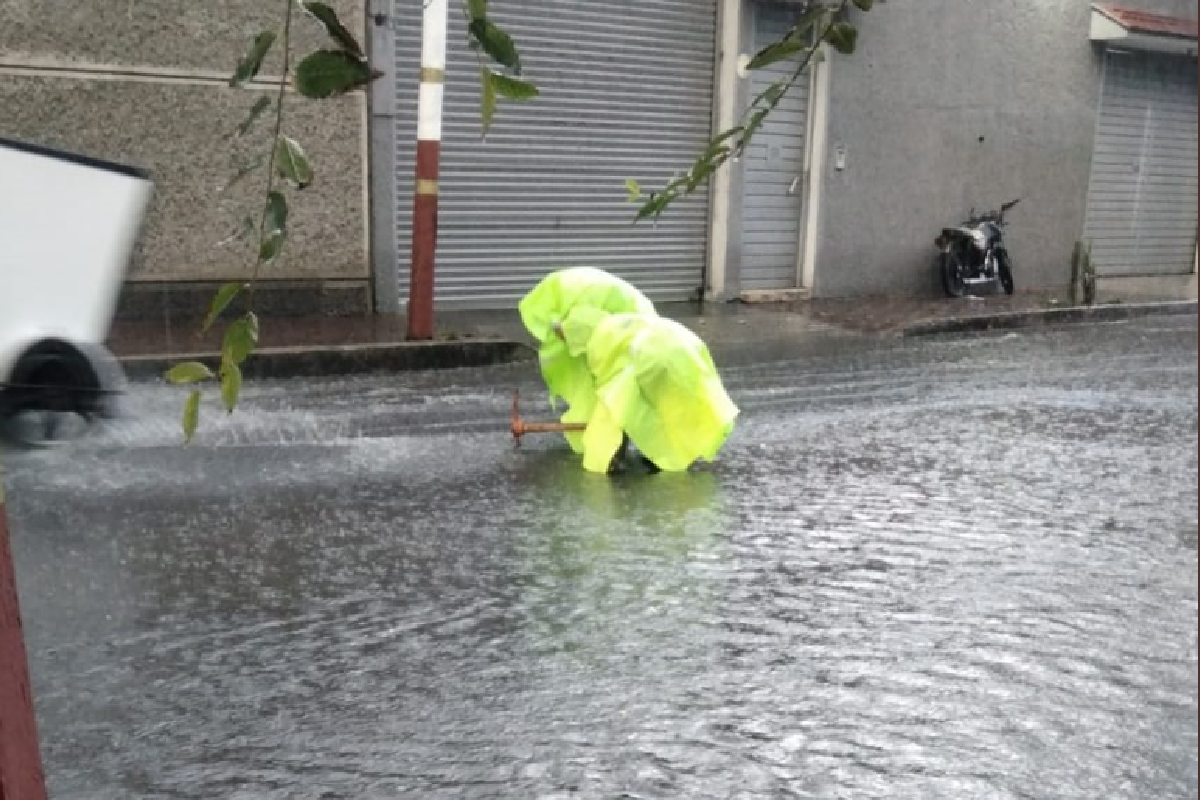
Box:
[5,317,1197,799]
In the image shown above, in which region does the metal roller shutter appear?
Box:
[393,0,718,308]
[1083,49,1198,276]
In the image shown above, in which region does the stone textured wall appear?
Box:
[0,1,368,290]
[0,0,363,73]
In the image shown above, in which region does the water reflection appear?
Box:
[512,451,728,666]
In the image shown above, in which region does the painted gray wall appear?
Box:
[811,0,1196,298]
[814,0,1098,296]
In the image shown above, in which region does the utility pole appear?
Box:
[406,0,447,341]
[0,481,48,800]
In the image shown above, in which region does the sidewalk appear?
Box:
[108,278,1197,377]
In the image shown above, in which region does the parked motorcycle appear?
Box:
[934,199,1020,298]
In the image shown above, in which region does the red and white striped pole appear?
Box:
[406,0,447,341]
[0,483,48,800]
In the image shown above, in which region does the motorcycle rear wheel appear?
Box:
[939,251,967,298]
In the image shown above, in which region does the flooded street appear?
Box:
[5,317,1197,799]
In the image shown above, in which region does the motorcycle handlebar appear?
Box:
[962,198,1021,226]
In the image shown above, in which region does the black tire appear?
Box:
[940,249,967,298]
[997,252,1015,295]
[0,340,107,449]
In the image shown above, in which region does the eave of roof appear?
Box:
[1092,3,1198,41]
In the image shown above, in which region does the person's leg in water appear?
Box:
[607,433,631,474]
[607,433,661,475]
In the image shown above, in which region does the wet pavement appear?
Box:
[106,277,1198,358]
[5,315,1197,799]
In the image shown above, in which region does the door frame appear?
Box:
[723,0,828,299]
[797,40,831,292]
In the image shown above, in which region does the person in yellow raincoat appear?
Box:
[519,269,738,475]
[579,313,738,475]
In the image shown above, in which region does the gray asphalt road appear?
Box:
[5,316,1197,799]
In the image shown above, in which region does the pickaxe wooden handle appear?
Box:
[510,390,586,448]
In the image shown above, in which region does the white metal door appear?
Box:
[1084,50,1198,276]
[739,2,811,291]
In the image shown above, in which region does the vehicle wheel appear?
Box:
[997,252,1015,295]
[0,397,92,450]
[0,343,100,449]
[939,250,967,298]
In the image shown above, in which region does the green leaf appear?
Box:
[259,232,285,263]
[222,155,266,193]
[745,108,769,135]
[624,177,641,203]
[746,38,806,70]
[300,1,365,57]
[468,18,520,72]
[480,68,497,136]
[182,389,201,444]
[686,161,717,192]
[203,282,247,331]
[789,3,830,35]
[223,313,259,366]
[275,135,313,189]
[265,190,288,234]
[761,83,788,106]
[293,50,382,98]
[220,360,243,413]
[259,191,288,263]
[489,73,538,100]
[635,191,672,222]
[166,361,214,385]
[852,0,873,10]
[230,31,277,87]
[235,96,273,137]
[217,215,257,247]
[468,0,487,20]
[702,126,743,158]
[826,22,858,54]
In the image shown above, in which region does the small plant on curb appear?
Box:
[1069,239,1097,308]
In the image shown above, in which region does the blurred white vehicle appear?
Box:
[0,137,152,447]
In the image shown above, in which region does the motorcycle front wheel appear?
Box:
[997,252,1015,295]
[939,250,967,298]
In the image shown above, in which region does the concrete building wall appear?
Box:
[812,0,1101,297]
[0,1,371,316]
[812,0,1198,298]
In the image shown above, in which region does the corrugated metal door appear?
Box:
[1083,50,1198,276]
[740,2,810,291]
[393,0,718,308]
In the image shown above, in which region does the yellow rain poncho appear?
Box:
[580,313,739,473]
[518,267,655,451]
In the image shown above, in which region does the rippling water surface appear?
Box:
[7,318,1197,799]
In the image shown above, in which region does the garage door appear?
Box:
[393,0,718,308]
[1083,49,1198,276]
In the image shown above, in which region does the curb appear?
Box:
[901,300,1198,337]
[118,339,536,381]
